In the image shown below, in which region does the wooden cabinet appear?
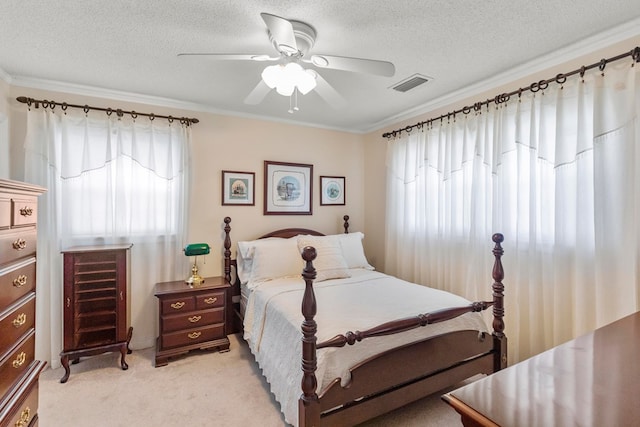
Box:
[154,277,231,367]
[0,179,46,427]
[60,244,133,383]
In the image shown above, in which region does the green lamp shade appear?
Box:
[184,243,210,256]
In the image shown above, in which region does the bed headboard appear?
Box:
[222,215,350,333]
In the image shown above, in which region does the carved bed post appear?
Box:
[223,217,232,284]
[299,246,320,427]
[343,215,349,234]
[491,233,507,370]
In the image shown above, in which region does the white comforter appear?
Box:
[243,269,488,426]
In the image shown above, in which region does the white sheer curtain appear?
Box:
[24,108,191,368]
[385,60,639,363]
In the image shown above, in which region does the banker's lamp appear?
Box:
[184,243,210,286]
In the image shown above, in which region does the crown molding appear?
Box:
[368,17,640,135]
[9,75,357,134]
[0,66,12,85]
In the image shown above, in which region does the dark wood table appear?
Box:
[442,311,640,426]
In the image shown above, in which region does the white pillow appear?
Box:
[297,235,351,282]
[336,232,374,270]
[249,237,302,283]
[236,237,285,284]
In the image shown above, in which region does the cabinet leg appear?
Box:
[60,355,71,383]
[119,344,129,371]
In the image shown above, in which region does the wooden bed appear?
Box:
[222,215,507,427]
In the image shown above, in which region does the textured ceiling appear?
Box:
[2,1,640,133]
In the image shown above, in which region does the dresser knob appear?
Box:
[203,297,217,305]
[12,351,27,368]
[188,331,202,339]
[12,313,27,328]
[20,206,33,216]
[188,315,202,323]
[170,301,185,310]
[15,406,31,427]
[12,239,27,250]
[13,275,28,288]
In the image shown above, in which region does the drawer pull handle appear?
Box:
[204,297,217,305]
[15,406,31,427]
[13,313,27,328]
[13,275,28,288]
[20,206,33,216]
[171,301,185,310]
[188,315,202,323]
[188,331,201,339]
[12,351,27,368]
[12,239,27,250]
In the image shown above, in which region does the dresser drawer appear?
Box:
[160,323,225,349]
[161,307,224,333]
[0,294,35,357]
[2,378,39,427]
[161,295,196,314]
[196,291,225,309]
[0,229,37,267]
[0,258,36,307]
[0,331,35,399]
[11,197,38,227]
[0,197,10,229]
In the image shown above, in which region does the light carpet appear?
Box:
[39,333,466,426]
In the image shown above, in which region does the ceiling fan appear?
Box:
[178,13,395,112]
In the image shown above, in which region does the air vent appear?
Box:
[390,74,431,92]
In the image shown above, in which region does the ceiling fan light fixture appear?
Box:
[261,62,317,97]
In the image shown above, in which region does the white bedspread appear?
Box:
[243,269,489,426]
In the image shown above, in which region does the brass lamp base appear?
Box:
[185,262,205,287]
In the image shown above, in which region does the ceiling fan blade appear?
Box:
[260,13,298,54]
[244,80,272,105]
[312,72,347,110]
[177,53,278,62]
[306,54,395,77]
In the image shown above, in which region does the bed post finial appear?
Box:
[299,246,320,426]
[223,217,232,284]
[343,215,350,234]
[491,233,507,370]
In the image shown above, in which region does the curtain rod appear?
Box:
[382,46,640,139]
[16,96,199,125]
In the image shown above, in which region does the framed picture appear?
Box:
[222,170,255,206]
[320,176,346,205]
[264,161,313,215]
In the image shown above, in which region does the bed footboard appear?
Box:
[299,233,506,427]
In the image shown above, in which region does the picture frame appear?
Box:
[320,176,346,206]
[221,170,255,206]
[264,161,313,215]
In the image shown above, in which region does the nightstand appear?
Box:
[154,276,231,367]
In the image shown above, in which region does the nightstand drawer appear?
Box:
[196,291,225,309]
[161,323,225,349]
[161,295,196,314]
[0,331,35,399]
[162,307,224,333]
[0,294,35,356]
[0,258,36,307]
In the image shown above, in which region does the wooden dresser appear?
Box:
[154,277,231,367]
[0,179,46,427]
[443,311,640,427]
[60,244,133,383]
